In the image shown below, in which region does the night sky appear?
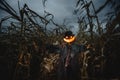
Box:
[0,0,120,34]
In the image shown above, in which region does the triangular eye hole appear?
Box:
[65,36,69,38]
[70,36,73,38]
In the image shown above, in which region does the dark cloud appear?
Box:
[0,0,118,34]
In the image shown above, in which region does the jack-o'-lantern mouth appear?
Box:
[63,36,75,43]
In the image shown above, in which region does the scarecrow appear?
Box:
[57,31,84,80]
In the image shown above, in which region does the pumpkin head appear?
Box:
[63,31,75,43]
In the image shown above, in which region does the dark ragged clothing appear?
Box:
[57,43,84,80]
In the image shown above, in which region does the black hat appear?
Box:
[64,31,74,38]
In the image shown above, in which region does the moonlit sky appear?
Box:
[0,0,119,34]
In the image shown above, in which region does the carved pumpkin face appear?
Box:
[63,35,75,43]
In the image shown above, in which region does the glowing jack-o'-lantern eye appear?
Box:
[70,36,73,38]
[66,36,69,38]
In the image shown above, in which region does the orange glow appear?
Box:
[63,36,75,43]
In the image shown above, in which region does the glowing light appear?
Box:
[63,36,75,43]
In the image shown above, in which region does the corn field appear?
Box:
[0,0,120,80]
